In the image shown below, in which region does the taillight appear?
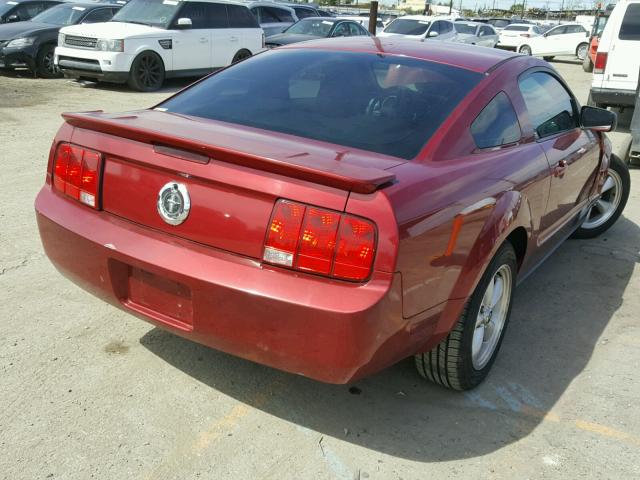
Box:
[520,33,531,37]
[52,143,102,209]
[263,199,376,281]
[594,52,608,74]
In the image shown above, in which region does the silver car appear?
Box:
[453,21,498,47]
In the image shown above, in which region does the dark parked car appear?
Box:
[36,39,629,390]
[0,0,61,23]
[266,17,369,47]
[0,2,120,77]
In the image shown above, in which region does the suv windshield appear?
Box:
[286,18,334,35]
[31,4,86,26]
[384,18,430,35]
[454,23,476,34]
[111,0,178,28]
[160,50,481,159]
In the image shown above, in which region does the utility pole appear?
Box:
[522,0,526,17]
[368,1,378,35]
[449,0,453,14]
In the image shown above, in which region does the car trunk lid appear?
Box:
[64,110,400,259]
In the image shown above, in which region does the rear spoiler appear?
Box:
[62,111,396,194]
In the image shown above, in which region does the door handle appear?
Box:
[229,36,239,42]
[554,159,568,177]
[576,147,587,155]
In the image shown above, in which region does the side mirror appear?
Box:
[6,14,20,23]
[427,30,439,38]
[580,105,617,132]
[175,17,192,29]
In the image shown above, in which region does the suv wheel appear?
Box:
[572,154,630,238]
[232,49,252,64]
[36,44,61,79]
[128,51,165,92]
[415,242,517,390]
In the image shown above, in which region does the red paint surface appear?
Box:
[35,40,609,382]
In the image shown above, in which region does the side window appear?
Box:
[82,8,115,24]
[294,7,314,19]
[546,26,567,36]
[273,7,294,22]
[620,3,640,40]
[566,25,585,33]
[227,5,257,28]
[348,22,361,36]
[13,2,43,20]
[441,21,453,33]
[430,21,441,34]
[256,6,278,23]
[519,72,578,138]
[471,92,521,149]
[333,22,350,37]
[177,2,211,28]
[480,26,492,36]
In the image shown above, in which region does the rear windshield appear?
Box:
[488,19,510,28]
[160,50,481,159]
[384,18,430,35]
[619,3,640,40]
[504,25,529,31]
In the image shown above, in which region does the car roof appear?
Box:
[456,21,485,27]
[279,37,518,73]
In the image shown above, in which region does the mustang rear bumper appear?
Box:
[35,186,419,383]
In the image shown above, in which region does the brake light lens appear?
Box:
[263,200,377,281]
[52,143,102,209]
[594,52,608,74]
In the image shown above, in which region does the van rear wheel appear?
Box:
[582,53,594,72]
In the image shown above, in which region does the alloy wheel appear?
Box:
[519,45,531,55]
[43,50,58,76]
[472,264,512,370]
[577,43,588,60]
[136,54,162,89]
[581,170,623,230]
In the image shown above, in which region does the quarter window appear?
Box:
[620,3,640,40]
[519,72,578,138]
[227,4,257,28]
[471,92,521,149]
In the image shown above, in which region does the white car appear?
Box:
[453,21,498,47]
[498,23,542,50]
[516,22,590,60]
[378,16,457,42]
[589,0,640,110]
[55,0,264,91]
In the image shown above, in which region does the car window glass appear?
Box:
[619,3,640,40]
[293,7,314,19]
[348,22,362,36]
[333,22,349,36]
[482,26,493,35]
[384,18,430,35]
[431,21,441,34]
[519,72,578,138]
[565,25,585,33]
[471,92,521,149]
[13,2,42,20]
[176,2,212,28]
[286,18,333,35]
[505,25,528,31]
[160,50,482,160]
[454,23,476,34]
[441,21,452,33]
[547,25,567,36]
[273,7,293,22]
[82,7,114,24]
[227,4,256,28]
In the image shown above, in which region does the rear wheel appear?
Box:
[36,44,61,78]
[582,53,594,72]
[232,49,251,64]
[519,44,532,56]
[572,154,630,238]
[415,242,517,390]
[127,51,165,92]
[576,42,589,61]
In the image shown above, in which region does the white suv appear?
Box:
[589,0,640,109]
[55,0,264,91]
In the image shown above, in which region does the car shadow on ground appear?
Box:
[140,215,639,462]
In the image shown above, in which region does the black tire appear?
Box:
[543,55,555,61]
[231,49,251,64]
[519,44,532,56]
[572,154,630,239]
[582,53,594,72]
[415,242,517,390]
[36,44,61,79]
[127,51,165,92]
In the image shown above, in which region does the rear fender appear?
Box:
[430,190,532,340]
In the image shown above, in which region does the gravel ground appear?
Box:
[0,59,639,480]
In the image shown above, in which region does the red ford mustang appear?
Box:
[35,38,630,390]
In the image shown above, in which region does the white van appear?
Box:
[589,0,640,108]
[55,0,264,91]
